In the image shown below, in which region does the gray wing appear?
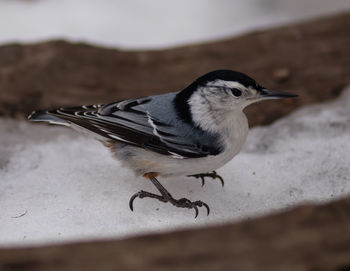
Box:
[43,96,222,159]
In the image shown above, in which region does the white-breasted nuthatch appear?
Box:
[28,70,297,217]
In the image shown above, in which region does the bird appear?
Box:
[28,70,297,217]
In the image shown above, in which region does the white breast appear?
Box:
[113,110,249,177]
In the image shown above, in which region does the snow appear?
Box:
[1,87,350,247]
[0,0,349,49]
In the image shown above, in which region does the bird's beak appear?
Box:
[259,89,298,100]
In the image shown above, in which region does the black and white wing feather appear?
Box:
[28,97,222,159]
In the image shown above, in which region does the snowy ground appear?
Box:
[0,0,349,49]
[1,87,350,247]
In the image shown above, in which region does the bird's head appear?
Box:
[174,69,297,125]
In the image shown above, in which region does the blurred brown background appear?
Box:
[1,14,349,127]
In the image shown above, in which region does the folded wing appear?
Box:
[29,97,222,159]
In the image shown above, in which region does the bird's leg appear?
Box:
[188,170,224,187]
[129,173,210,218]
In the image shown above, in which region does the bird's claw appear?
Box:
[192,201,210,217]
[129,190,166,211]
[129,192,138,211]
[188,170,225,187]
[200,176,205,187]
[175,198,210,218]
[129,192,210,218]
[214,172,225,187]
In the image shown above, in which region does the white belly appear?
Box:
[112,112,249,177]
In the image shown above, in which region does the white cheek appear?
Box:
[188,88,240,133]
[188,90,212,129]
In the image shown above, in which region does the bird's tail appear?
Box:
[28,105,116,141]
[28,110,70,126]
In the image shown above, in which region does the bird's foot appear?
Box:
[188,170,224,187]
[129,190,210,218]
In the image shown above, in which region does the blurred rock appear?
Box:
[0,13,349,126]
[273,68,291,82]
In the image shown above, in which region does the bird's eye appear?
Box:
[231,88,242,97]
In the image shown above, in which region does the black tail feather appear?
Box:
[28,110,70,126]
